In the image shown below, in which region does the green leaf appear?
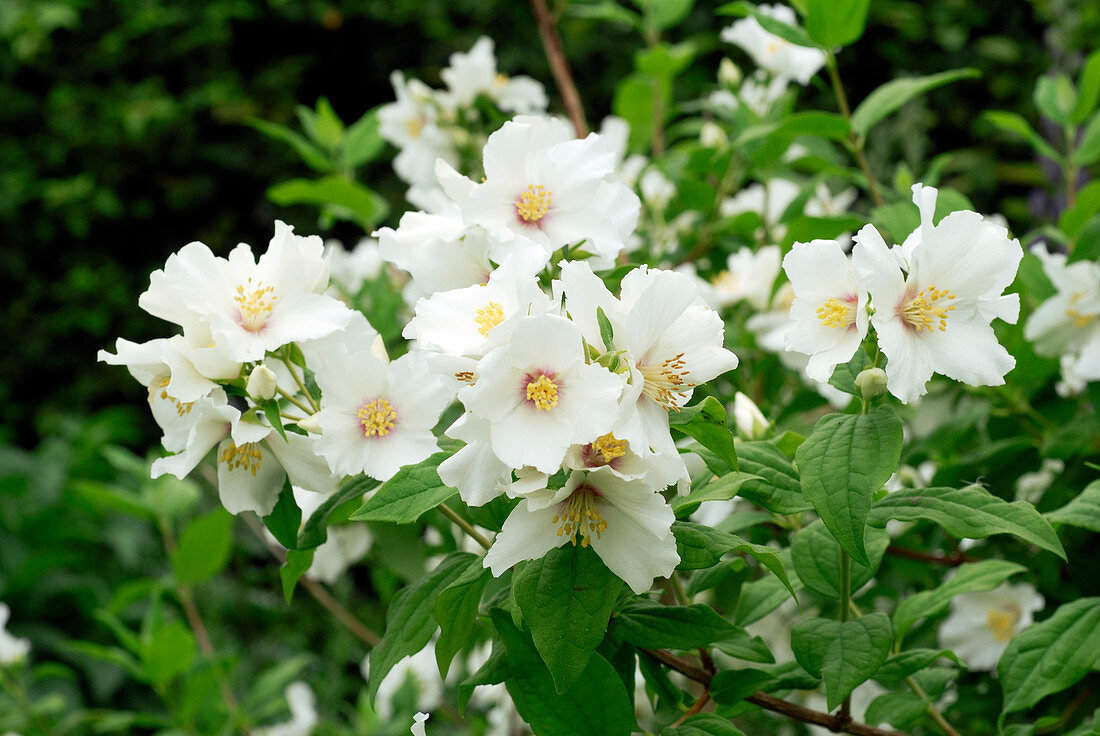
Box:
[297,476,379,550]
[828,350,871,397]
[791,613,893,710]
[672,472,761,515]
[349,451,457,523]
[341,109,384,168]
[640,0,695,31]
[662,713,746,735]
[512,545,622,693]
[304,97,345,149]
[261,400,287,442]
[803,0,869,48]
[735,561,803,627]
[709,668,776,705]
[1059,181,1100,238]
[458,642,507,714]
[711,628,775,664]
[865,692,931,730]
[796,407,903,566]
[715,2,820,48]
[850,69,981,138]
[1000,598,1100,715]
[171,509,233,585]
[733,112,851,147]
[669,397,738,473]
[264,481,301,550]
[869,486,1066,561]
[791,520,889,600]
[874,649,958,683]
[635,41,696,79]
[567,1,642,29]
[245,118,332,172]
[613,72,664,150]
[141,621,195,686]
[266,176,388,228]
[735,441,812,514]
[611,599,738,649]
[1072,49,1100,123]
[435,558,491,678]
[892,559,1026,639]
[671,522,795,598]
[1047,479,1100,532]
[1033,74,1077,126]
[1073,111,1100,166]
[279,548,314,603]
[983,111,1064,164]
[597,307,615,351]
[368,552,475,702]
[492,610,635,736]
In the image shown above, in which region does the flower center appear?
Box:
[588,433,627,467]
[640,353,694,411]
[899,284,956,333]
[150,376,193,417]
[515,184,552,224]
[1066,294,1097,327]
[552,486,607,547]
[235,280,276,332]
[817,297,856,329]
[358,398,397,438]
[405,117,424,139]
[219,441,263,476]
[986,605,1020,642]
[711,270,738,293]
[525,373,559,411]
[475,301,505,337]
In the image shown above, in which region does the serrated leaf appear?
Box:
[1047,479,1100,532]
[662,713,746,735]
[892,559,1026,639]
[796,407,903,566]
[735,556,803,627]
[671,522,795,597]
[611,599,737,649]
[711,628,775,664]
[791,520,889,599]
[874,649,958,683]
[171,509,233,585]
[297,476,379,550]
[865,692,931,730]
[735,441,811,514]
[671,472,761,515]
[791,613,893,710]
[851,69,981,138]
[435,558,491,678]
[350,451,457,523]
[512,545,622,693]
[368,552,475,702]
[669,396,738,473]
[1000,598,1100,715]
[869,486,1066,560]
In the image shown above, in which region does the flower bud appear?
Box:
[297,412,324,434]
[246,364,279,402]
[718,57,743,87]
[733,392,769,439]
[699,121,728,149]
[855,367,888,400]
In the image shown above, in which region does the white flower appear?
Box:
[378,72,458,187]
[139,221,353,364]
[484,468,678,594]
[462,116,640,269]
[719,178,801,241]
[305,520,372,584]
[783,239,869,382]
[640,168,676,211]
[852,184,1022,403]
[720,4,825,85]
[939,582,1045,671]
[256,682,318,736]
[460,314,624,473]
[710,245,782,309]
[733,392,769,439]
[362,642,442,720]
[312,349,449,481]
[439,37,547,114]
[325,237,382,295]
[1014,458,1064,504]
[1024,245,1100,387]
[411,713,429,736]
[0,604,30,666]
[805,182,858,218]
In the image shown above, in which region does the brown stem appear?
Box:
[529,0,588,137]
[825,54,884,208]
[671,688,711,727]
[886,545,974,567]
[641,649,915,736]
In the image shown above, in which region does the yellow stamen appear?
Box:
[515,184,552,223]
[405,117,424,139]
[151,376,194,417]
[358,398,397,438]
[986,605,1020,642]
[552,487,608,548]
[454,371,476,384]
[640,353,694,411]
[475,301,505,337]
[235,280,276,332]
[589,433,627,466]
[899,283,956,333]
[218,441,263,476]
[525,374,559,411]
[816,297,855,329]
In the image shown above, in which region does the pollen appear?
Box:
[588,433,627,467]
[899,284,956,333]
[150,376,194,417]
[552,487,608,548]
[235,280,276,332]
[475,301,506,337]
[1066,294,1097,327]
[405,117,424,139]
[454,370,476,384]
[816,297,855,329]
[525,374,559,411]
[640,353,694,411]
[986,605,1020,642]
[358,398,397,438]
[515,184,552,224]
[218,441,263,476]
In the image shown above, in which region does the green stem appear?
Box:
[279,351,320,412]
[826,53,885,208]
[439,503,492,550]
[276,387,314,416]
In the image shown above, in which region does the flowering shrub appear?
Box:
[4,3,1099,736]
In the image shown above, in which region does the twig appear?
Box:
[825,53,884,208]
[886,545,974,567]
[439,502,493,550]
[641,648,914,736]
[671,687,711,727]
[529,0,588,137]
[907,677,962,736]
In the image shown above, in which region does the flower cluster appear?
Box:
[783,184,1023,402]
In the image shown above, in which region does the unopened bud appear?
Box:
[246,364,279,401]
[297,412,324,434]
[733,392,769,439]
[855,367,888,400]
[718,57,742,87]
[700,121,728,149]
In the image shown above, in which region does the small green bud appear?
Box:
[855,367,888,400]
